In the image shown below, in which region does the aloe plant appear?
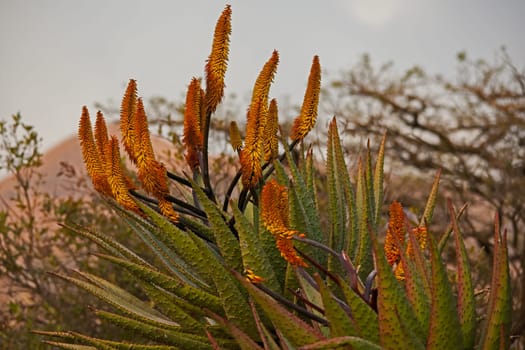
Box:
[38,5,513,350]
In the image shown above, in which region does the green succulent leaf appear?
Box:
[234,270,325,347]
[42,342,97,350]
[479,215,512,350]
[373,133,386,228]
[232,203,280,292]
[370,232,425,350]
[426,234,463,349]
[338,278,380,343]
[193,183,243,272]
[95,253,223,314]
[315,274,358,337]
[208,311,265,350]
[448,200,476,349]
[420,169,441,227]
[299,336,384,350]
[94,309,223,349]
[355,159,374,279]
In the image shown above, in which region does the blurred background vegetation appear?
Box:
[0,50,523,349]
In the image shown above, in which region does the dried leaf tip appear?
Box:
[183,77,204,169]
[205,4,232,115]
[120,79,138,163]
[291,55,321,141]
[261,180,307,266]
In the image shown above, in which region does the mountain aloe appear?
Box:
[38,5,513,350]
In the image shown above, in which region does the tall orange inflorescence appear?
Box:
[261,180,307,267]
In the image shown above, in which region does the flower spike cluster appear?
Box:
[240,51,279,188]
[261,180,307,267]
[291,55,321,141]
[183,77,204,170]
[264,98,279,162]
[384,200,428,280]
[205,4,232,115]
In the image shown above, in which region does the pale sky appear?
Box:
[1,0,524,152]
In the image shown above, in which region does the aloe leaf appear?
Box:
[326,118,347,255]
[295,269,324,320]
[365,142,376,232]
[232,203,280,292]
[447,200,476,349]
[249,299,282,350]
[370,232,425,350]
[233,270,325,346]
[112,200,212,289]
[479,215,512,350]
[208,311,265,350]
[95,253,223,314]
[328,118,358,256]
[61,223,152,268]
[425,234,463,349]
[94,309,224,349]
[188,232,259,339]
[355,159,374,279]
[314,274,357,337]
[193,183,243,271]
[41,342,97,350]
[419,169,441,227]
[338,279,380,343]
[438,203,467,254]
[52,272,179,330]
[135,201,215,288]
[373,133,386,228]
[283,141,323,244]
[299,336,384,350]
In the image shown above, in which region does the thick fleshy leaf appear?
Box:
[425,234,463,349]
[315,274,357,337]
[448,200,476,349]
[299,336,383,350]
[479,215,512,350]
[135,201,215,288]
[338,279,380,343]
[41,342,97,350]
[208,311,265,350]
[373,133,386,228]
[234,270,325,346]
[188,232,259,339]
[193,183,243,272]
[370,232,425,349]
[420,169,441,227]
[95,253,223,314]
[232,203,280,292]
[94,309,235,349]
[110,200,211,290]
[354,159,374,280]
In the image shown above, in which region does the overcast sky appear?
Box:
[1,0,524,153]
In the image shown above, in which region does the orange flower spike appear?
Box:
[264,98,279,162]
[205,4,232,115]
[406,226,428,258]
[158,197,179,223]
[183,77,204,169]
[106,136,140,213]
[250,50,279,107]
[291,55,321,141]
[120,79,138,164]
[240,96,266,188]
[229,121,243,152]
[276,237,308,267]
[78,106,111,196]
[384,200,406,266]
[95,111,109,159]
[261,180,299,239]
